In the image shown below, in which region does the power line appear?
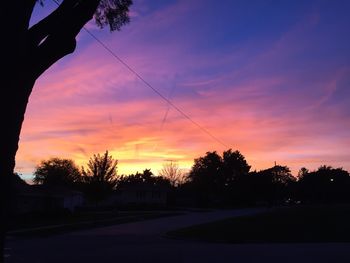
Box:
[83,29,228,148]
[51,0,228,148]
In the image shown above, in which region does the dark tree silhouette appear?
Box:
[251,165,295,205]
[158,161,185,187]
[297,167,309,179]
[220,149,251,187]
[297,165,350,203]
[33,158,81,186]
[269,165,295,185]
[1,0,132,257]
[220,150,251,205]
[187,151,222,205]
[118,169,171,188]
[8,173,30,219]
[12,173,29,188]
[186,149,251,206]
[82,151,118,203]
[188,152,222,184]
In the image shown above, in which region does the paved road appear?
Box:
[5,208,350,263]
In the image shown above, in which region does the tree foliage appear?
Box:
[186,149,251,206]
[187,150,251,188]
[118,169,171,188]
[298,167,309,179]
[158,161,185,187]
[33,158,81,186]
[94,0,132,31]
[38,0,133,31]
[250,165,296,204]
[261,165,295,185]
[220,149,251,186]
[188,151,222,187]
[82,151,118,202]
[297,165,350,202]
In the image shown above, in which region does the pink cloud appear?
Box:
[17,2,350,179]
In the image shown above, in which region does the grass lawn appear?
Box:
[167,205,350,243]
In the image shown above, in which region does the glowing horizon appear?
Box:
[16,0,350,181]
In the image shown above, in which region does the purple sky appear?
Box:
[17,0,350,180]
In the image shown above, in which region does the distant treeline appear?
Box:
[17,149,350,207]
[176,149,350,207]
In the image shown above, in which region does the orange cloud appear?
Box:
[18,1,350,180]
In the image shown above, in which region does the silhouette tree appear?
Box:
[250,165,295,205]
[297,167,309,179]
[220,149,251,187]
[118,169,171,188]
[188,151,221,185]
[7,173,30,221]
[298,165,350,203]
[220,150,251,205]
[186,150,252,206]
[269,165,295,185]
[33,158,81,187]
[186,151,222,206]
[158,161,185,187]
[1,0,132,257]
[82,151,118,203]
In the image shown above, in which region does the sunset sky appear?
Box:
[17,0,350,180]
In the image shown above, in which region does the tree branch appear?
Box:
[32,0,101,78]
[25,0,38,29]
[28,0,78,47]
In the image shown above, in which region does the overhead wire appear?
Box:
[50,0,229,149]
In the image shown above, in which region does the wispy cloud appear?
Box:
[18,1,350,178]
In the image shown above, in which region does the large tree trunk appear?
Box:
[0,0,103,261]
[1,2,35,260]
[0,76,35,262]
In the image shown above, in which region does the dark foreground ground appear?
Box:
[5,207,350,263]
[168,205,350,243]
